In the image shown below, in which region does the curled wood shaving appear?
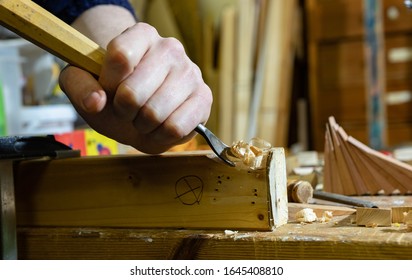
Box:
[319,211,333,223]
[295,208,317,223]
[226,138,272,170]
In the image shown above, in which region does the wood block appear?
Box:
[356,207,392,227]
[13,149,287,231]
[392,206,412,223]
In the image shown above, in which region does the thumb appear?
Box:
[59,65,107,114]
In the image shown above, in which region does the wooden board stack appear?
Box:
[323,116,412,195]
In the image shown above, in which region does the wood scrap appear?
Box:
[356,207,392,227]
[295,208,317,223]
[323,116,412,195]
[392,206,412,223]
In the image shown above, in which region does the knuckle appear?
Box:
[139,103,162,125]
[161,37,186,59]
[116,83,142,109]
[202,85,213,105]
[165,122,187,140]
[136,22,159,37]
[106,40,134,72]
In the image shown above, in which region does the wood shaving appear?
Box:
[319,211,333,223]
[224,230,238,236]
[227,138,272,170]
[295,208,317,223]
[366,222,378,228]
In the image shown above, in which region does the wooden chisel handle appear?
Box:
[0,0,104,76]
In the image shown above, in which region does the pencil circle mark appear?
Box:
[175,175,203,205]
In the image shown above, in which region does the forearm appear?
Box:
[71,5,137,48]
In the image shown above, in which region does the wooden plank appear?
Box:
[247,0,268,140]
[356,207,392,227]
[257,0,296,146]
[217,6,236,143]
[233,0,256,141]
[273,0,298,147]
[16,210,412,259]
[13,149,287,231]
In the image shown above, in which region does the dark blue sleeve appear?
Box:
[33,0,136,24]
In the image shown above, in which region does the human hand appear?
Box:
[59,22,213,154]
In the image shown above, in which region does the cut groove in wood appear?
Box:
[14,149,287,231]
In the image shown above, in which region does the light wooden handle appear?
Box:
[0,0,105,76]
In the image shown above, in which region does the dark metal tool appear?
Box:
[195,124,235,166]
[313,190,378,208]
[0,135,79,159]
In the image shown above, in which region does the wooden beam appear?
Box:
[14,149,287,231]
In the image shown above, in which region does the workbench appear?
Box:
[15,196,412,260]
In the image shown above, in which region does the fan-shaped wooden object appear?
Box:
[323,116,412,195]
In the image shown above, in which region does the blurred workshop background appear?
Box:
[1,0,412,160]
